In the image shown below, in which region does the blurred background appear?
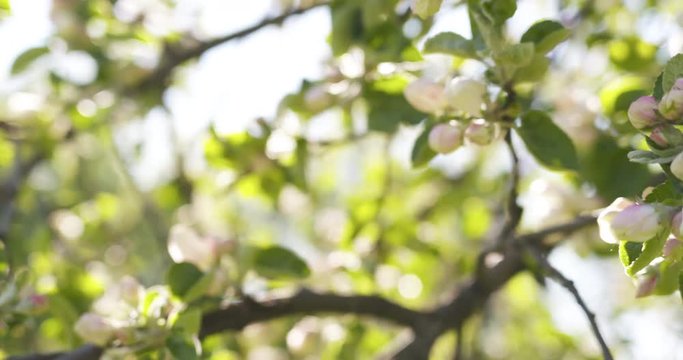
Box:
[1,0,683,358]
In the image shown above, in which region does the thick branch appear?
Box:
[11,216,597,360]
[200,288,429,337]
[135,2,329,91]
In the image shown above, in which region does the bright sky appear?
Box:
[0,0,682,358]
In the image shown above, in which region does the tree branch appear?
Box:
[10,216,597,360]
[498,129,523,244]
[529,248,613,360]
[0,144,41,273]
[135,2,330,91]
[199,288,429,337]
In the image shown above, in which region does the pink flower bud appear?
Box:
[658,78,683,120]
[609,203,662,243]
[627,96,658,129]
[445,77,486,116]
[649,125,683,149]
[671,151,683,181]
[671,209,683,238]
[74,313,114,346]
[464,120,495,145]
[649,127,668,148]
[28,294,49,313]
[635,273,658,298]
[597,197,634,244]
[428,123,463,154]
[663,237,682,257]
[403,77,447,114]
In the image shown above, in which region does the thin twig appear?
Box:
[135,2,330,91]
[498,130,523,244]
[530,249,613,360]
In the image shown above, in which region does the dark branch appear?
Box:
[0,144,41,272]
[10,216,597,360]
[498,130,523,244]
[199,288,429,337]
[529,248,613,360]
[135,2,329,91]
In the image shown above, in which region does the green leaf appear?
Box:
[11,47,49,75]
[655,260,683,295]
[411,0,443,19]
[482,0,517,25]
[520,20,570,54]
[253,246,310,280]
[411,125,437,167]
[494,42,535,68]
[0,0,9,12]
[625,229,669,277]
[173,308,202,335]
[494,43,535,80]
[365,88,424,132]
[167,263,204,299]
[627,150,676,164]
[653,72,664,101]
[645,181,683,206]
[516,110,579,171]
[662,53,683,92]
[166,332,199,360]
[182,271,216,303]
[679,272,683,302]
[619,241,643,268]
[423,32,478,59]
[513,54,550,83]
[580,136,651,200]
[330,2,363,56]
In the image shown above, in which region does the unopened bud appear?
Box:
[635,273,658,298]
[597,197,634,244]
[445,77,486,116]
[28,294,48,313]
[464,120,495,145]
[74,313,114,346]
[663,237,682,258]
[428,123,463,154]
[659,78,683,120]
[648,124,683,148]
[671,210,683,238]
[627,96,658,129]
[609,203,662,243]
[598,198,663,243]
[403,77,447,114]
[670,151,683,181]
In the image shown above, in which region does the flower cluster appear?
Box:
[74,277,181,349]
[403,76,496,154]
[627,78,683,180]
[597,198,683,297]
[0,272,48,335]
[167,224,234,272]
